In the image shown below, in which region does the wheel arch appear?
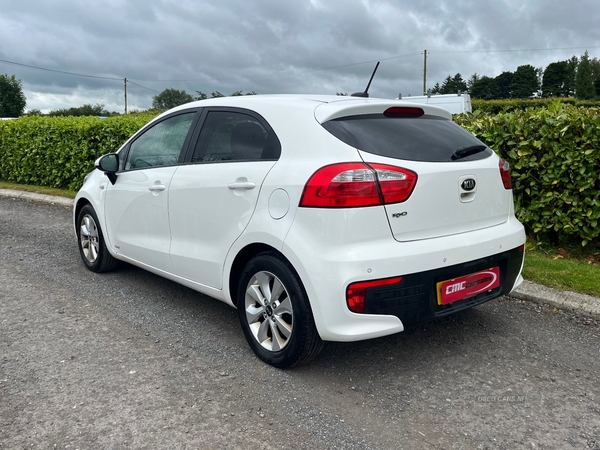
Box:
[229,243,295,309]
[74,197,92,234]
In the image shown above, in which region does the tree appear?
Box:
[451,73,468,93]
[439,75,453,94]
[542,61,570,97]
[196,89,256,99]
[48,103,112,117]
[0,74,27,117]
[429,82,442,94]
[230,90,257,96]
[438,73,467,94]
[575,51,595,99]
[494,71,514,99]
[565,56,578,97]
[470,76,498,99]
[590,57,600,97]
[467,73,481,93]
[511,65,539,98]
[152,88,194,110]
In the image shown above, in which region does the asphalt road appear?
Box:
[1,197,599,449]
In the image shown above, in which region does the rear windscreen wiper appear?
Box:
[451,145,488,161]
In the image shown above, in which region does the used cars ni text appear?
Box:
[74,95,526,367]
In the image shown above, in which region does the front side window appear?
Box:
[125,112,196,170]
[191,111,280,163]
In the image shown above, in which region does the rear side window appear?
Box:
[322,114,492,162]
[191,111,281,163]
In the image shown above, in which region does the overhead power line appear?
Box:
[0,58,156,92]
[0,58,122,81]
[0,58,161,113]
[127,80,160,93]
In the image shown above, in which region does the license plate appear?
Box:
[437,267,501,305]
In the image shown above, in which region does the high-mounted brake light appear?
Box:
[384,107,424,118]
[346,276,403,313]
[499,158,512,189]
[299,163,418,208]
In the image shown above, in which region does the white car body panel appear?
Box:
[358,152,511,241]
[168,161,276,288]
[104,166,177,272]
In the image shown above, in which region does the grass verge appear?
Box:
[0,181,77,199]
[523,244,600,297]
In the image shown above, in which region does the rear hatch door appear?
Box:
[317,102,511,242]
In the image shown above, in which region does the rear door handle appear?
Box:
[228,181,256,190]
[148,184,166,192]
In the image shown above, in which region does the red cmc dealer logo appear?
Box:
[438,267,500,305]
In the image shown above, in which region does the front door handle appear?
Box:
[148,184,166,192]
[228,181,256,190]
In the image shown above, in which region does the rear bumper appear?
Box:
[282,208,526,342]
[362,246,524,328]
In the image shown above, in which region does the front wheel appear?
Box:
[76,204,118,273]
[237,253,323,368]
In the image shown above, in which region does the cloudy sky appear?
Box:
[1,0,599,113]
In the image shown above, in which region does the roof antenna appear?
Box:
[351,61,380,98]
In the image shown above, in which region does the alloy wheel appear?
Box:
[244,270,294,352]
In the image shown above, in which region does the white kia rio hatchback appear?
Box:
[74,95,525,367]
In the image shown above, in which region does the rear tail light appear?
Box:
[369,164,417,204]
[346,276,403,313]
[300,163,417,208]
[499,158,512,189]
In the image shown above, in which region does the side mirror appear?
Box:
[96,153,119,184]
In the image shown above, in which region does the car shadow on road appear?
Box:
[100,263,523,377]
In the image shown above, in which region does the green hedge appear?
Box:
[456,102,600,246]
[472,97,600,114]
[0,114,156,191]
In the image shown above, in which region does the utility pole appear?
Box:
[124,78,128,114]
[423,50,427,95]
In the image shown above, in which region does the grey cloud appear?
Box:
[0,0,598,112]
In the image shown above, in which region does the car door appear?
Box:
[103,111,198,271]
[168,109,280,288]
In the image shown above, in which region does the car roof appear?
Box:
[163,94,453,122]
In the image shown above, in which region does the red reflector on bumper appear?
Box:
[346,276,403,313]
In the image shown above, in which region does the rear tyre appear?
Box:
[237,252,323,368]
[76,204,119,273]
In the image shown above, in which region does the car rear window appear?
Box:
[321,114,492,162]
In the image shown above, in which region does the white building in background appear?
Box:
[396,93,472,115]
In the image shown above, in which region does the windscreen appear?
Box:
[322,114,492,162]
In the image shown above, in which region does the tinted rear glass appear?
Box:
[322,114,492,162]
